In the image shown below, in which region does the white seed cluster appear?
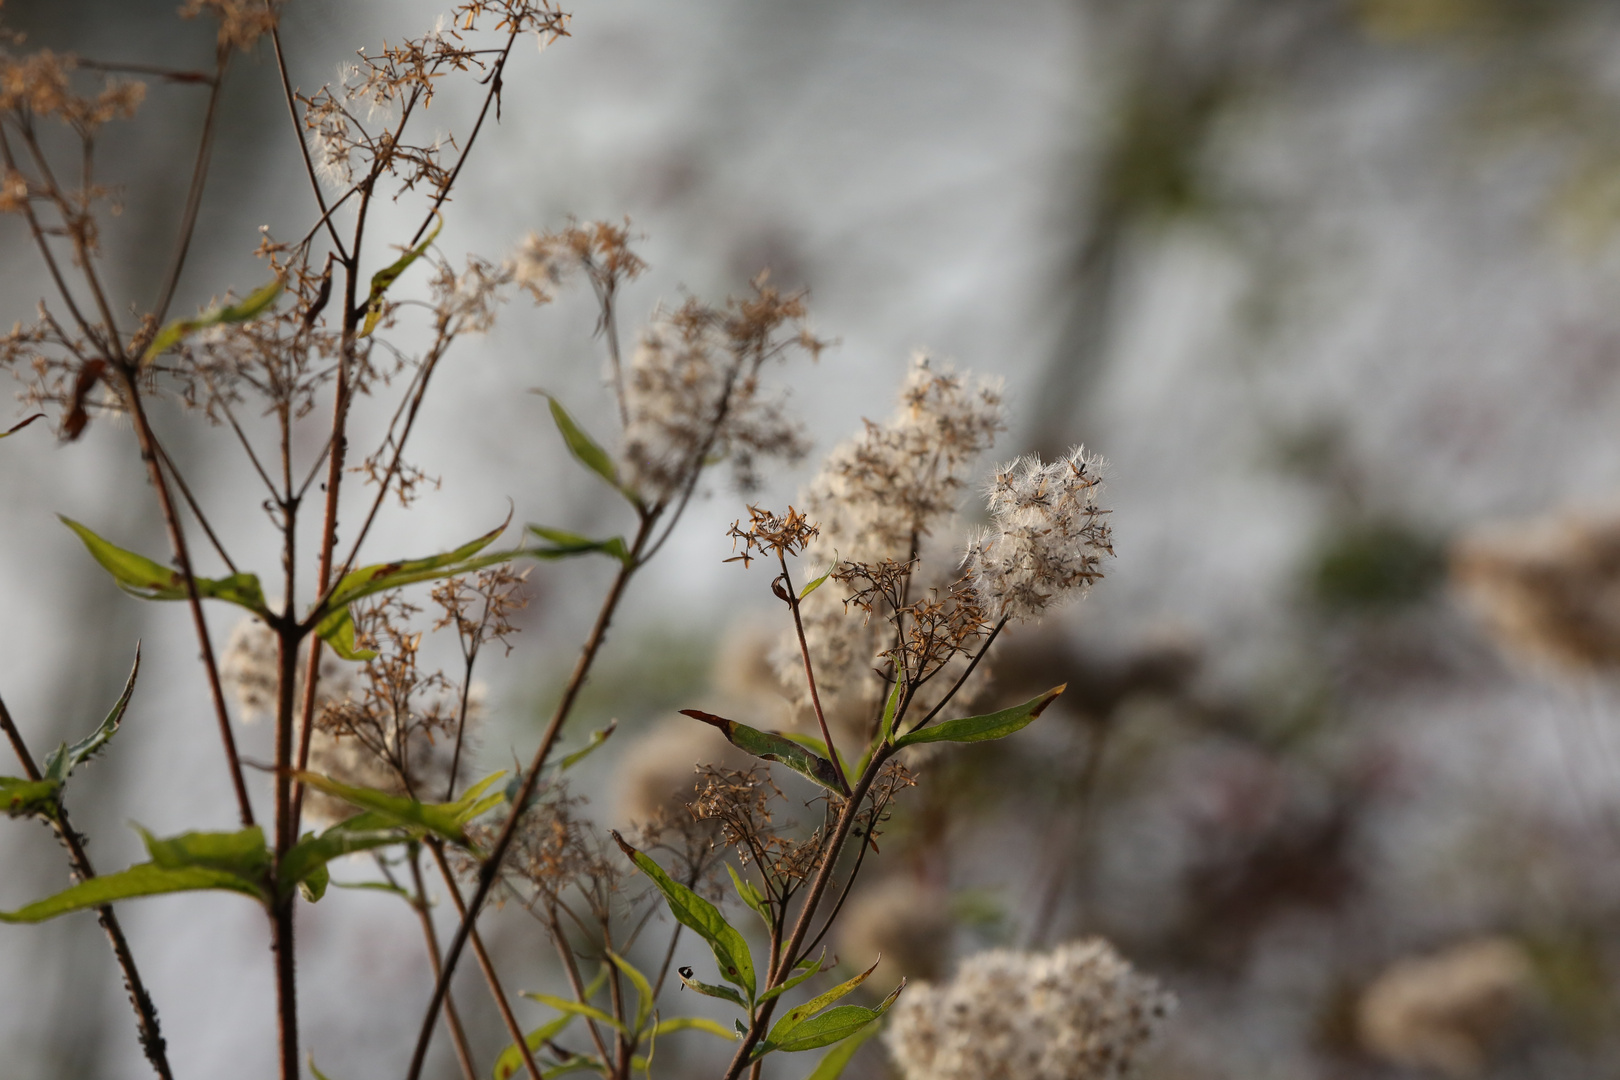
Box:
[965,448,1113,623]
[619,312,806,507]
[885,939,1174,1080]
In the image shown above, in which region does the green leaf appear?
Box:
[802,1018,882,1080]
[613,831,756,1001]
[526,526,632,566]
[44,643,140,784]
[767,958,879,1043]
[142,276,283,363]
[136,823,271,879]
[798,554,837,599]
[290,770,505,848]
[651,1016,736,1041]
[311,519,514,661]
[758,951,826,1005]
[328,879,413,900]
[679,710,845,794]
[0,861,266,922]
[751,984,903,1058]
[1,776,60,819]
[556,721,617,772]
[298,861,330,903]
[278,816,414,900]
[776,733,855,787]
[0,413,44,439]
[61,517,268,613]
[541,395,633,502]
[606,949,655,1034]
[676,970,747,1010]
[493,1015,573,1080]
[308,1055,340,1080]
[359,215,442,337]
[878,677,903,747]
[726,862,771,931]
[519,993,628,1035]
[892,685,1065,749]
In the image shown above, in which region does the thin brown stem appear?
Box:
[270,25,349,260]
[547,906,615,1069]
[151,435,238,573]
[151,45,229,326]
[779,554,849,793]
[406,515,656,1080]
[408,849,479,1080]
[0,690,173,1080]
[75,59,216,84]
[911,616,1007,732]
[272,506,302,1080]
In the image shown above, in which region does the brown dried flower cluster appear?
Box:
[725,505,819,567]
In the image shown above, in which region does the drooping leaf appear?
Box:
[776,733,854,787]
[308,1056,342,1080]
[290,770,505,848]
[541,394,630,499]
[142,276,283,363]
[0,413,44,439]
[606,949,655,1034]
[492,1015,574,1080]
[758,951,827,1004]
[613,831,756,1001]
[892,685,1065,749]
[751,983,903,1058]
[43,643,140,783]
[1,776,60,819]
[798,554,837,600]
[556,721,617,772]
[278,815,414,900]
[801,1018,882,1080]
[526,525,632,566]
[676,970,747,1010]
[359,215,442,338]
[0,862,266,922]
[679,710,844,794]
[519,993,628,1035]
[726,862,771,931]
[298,861,330,903]
[767,958,879,1041]
[650,1016,736,1041]
[61,517,268,613]
[311,519,515,661]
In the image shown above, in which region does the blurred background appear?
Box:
[6,0,1620,1077]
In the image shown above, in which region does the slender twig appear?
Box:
[151,45,229,326]
[271,496,303,1080]
[75,58,216,84]
[407,849,479,1080]
[778,554,849,792]
[0,689,174,1080]
[547,906,615,1069]
[151,436,239,573]
[216,394,282,501]
[911,616,1007,732]
[269,25,349,260]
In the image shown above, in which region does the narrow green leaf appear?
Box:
[61,517,268,613]
[543,394,625,493]
[893,685,1065,748]
[278,818,412,899]
[492,1015,573,1080]
[651,1016,736,1041]
[676,970,747,1010]
[776,733,855,786]
[798,554,838,600]
[556,721,617,772]
[752,983,903,1058]
[726,862,771,931]
[680,710,845,794]
[0,413,44,439]
[359,215,442,338]
[313,606,376,662]
[291,769,506,848]
[142,276,283,363]
[538,1056,604,1079]
[298,862,330,903]
[878,677,903,747]
[1,776,60,819]
[44,643,140,783]
[0,862,266,922]
[526,525,632,566]
[520,993,629,1035]
[308,1055,340,1080]
[606,949,655,1034]
[767,958,879,1044]
[328,879,413,900]
[613,831,756,1000]
[802,1018,882,1080]
[758,951,827,1004]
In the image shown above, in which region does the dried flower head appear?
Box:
[1357,937,1535,1078]
[965,448,1113,623]
[1451,507,1620,672]
[725,505,819,567]
[885,938,1175,1080]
